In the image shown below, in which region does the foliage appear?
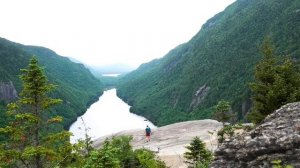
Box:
[248,40,300,124]
[91,71,120,89]
[0,57,73,168]
[83,140,121,168]
[0,101,8,132]
[213,100,236,124]
[134,148,167,168]
[195,161,211,168]
[99,76,119,88]
[83,136,167,168]
[184,136,212,168]
[233,122,255,131]
[271,160,293,168]
[117,0,300,126]
[217,125,235,144]
[0,37,103,129]
[217,123,255,144]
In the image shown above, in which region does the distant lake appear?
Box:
[69,89,156,143]
[102,74,120,77]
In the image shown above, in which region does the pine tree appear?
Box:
[212,100,235,125]
[184,136,212,168]
[248,40,300,124]
[0,57,72,168]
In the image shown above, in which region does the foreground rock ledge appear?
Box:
[210,102,300,168]
[93,119,222,168]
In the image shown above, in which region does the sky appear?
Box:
[0,0,235,68]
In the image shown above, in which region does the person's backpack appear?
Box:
[146,127,151,134]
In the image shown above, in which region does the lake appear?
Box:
[69,88,156,143]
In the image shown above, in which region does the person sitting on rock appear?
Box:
[145,125,151,142]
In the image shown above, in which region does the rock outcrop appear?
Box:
[210,102,300,168]
[93,119,222,168]
[189,85,210,110]
[0,81,18,103]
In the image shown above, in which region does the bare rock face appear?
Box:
[189,85,210,110]
[210,102,300,168]
[0,81,18,103]
[93,119,223,168]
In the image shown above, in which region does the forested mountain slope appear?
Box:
[0,37,103,128]
[117,0,300,126]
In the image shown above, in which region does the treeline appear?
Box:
[0,57,228,168]
[1,39,297,168]
[0,38,103,129]
[0,58,166,168]
[117,0,300,126]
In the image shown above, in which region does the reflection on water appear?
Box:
[69,89,156,143]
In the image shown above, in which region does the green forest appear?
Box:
[1,40,298,168]
[0,59,166,167]
[117,0,300,126]
[0,38,103,129]
[0,0,300,167]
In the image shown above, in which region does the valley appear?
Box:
[69,89,156,143]
[0,0,300,167]
[117,0,300,126]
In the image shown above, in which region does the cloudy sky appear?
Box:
[0,0,235,68]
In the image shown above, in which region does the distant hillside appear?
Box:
[117,0,300,126]
[0,37,103,129]
[87,64,135,88]
[89,64,135,76]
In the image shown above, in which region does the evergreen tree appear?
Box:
[0,57,72,168]
[212,100,235,125]
[248,40,300,124]
[184,136,212,168]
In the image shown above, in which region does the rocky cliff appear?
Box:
[0,81,18,103]
[93,119,223,168]
[210,102,300,168]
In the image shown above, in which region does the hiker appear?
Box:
[145,125,151,142]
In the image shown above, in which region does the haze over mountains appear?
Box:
[68,57,135,76]
[117,0,300,126]
[89,64,135,76]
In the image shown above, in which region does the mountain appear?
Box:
[117,0,300,126]
[0,37,103,129]
[89,64,135,76]
[87,64,135,88]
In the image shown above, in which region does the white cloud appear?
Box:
[0,0,235,67]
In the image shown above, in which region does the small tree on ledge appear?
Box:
[213,100,236,125]
[184,136,212,168]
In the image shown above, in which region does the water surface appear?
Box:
[102,74,120,77]
[69,89,156,143]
